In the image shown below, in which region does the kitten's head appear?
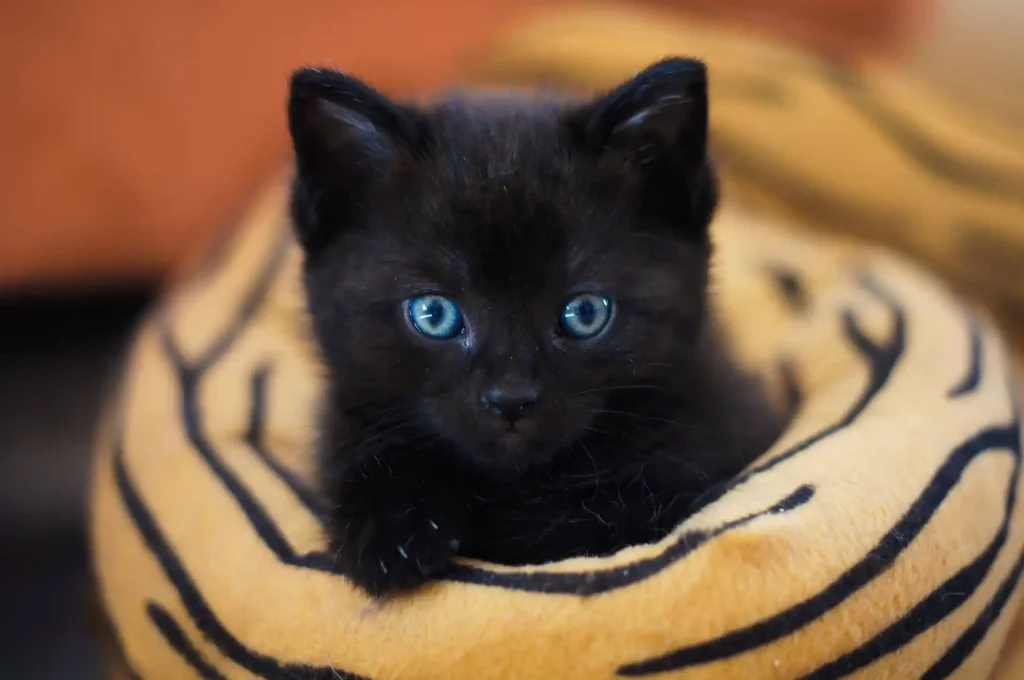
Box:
[289,59,718,471]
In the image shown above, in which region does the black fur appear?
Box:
[287,59,785,598]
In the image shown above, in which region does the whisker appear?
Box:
[589,408,690,428]
[353,421,416,448]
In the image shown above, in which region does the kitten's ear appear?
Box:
[288,68,430,252]
[565,58,715,233]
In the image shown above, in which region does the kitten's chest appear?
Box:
[461,461,686,565]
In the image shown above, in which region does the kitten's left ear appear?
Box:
[565,58,715,231]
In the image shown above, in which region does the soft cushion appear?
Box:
[91,176,1024,679]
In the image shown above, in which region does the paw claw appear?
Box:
[334,490,466,596]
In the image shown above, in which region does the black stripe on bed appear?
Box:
[114,440,366,680]
[160,225,292,376]
[949,312,983,398]
[922,545,1024,680]
[244,364,327,517]
[147,602,226,680]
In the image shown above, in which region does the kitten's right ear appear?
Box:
[564,58,715,234]
[288,68,430,252]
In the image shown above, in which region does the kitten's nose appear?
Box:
[481,384,540,424]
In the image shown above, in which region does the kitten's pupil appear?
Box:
[575,299,597,325]
[423,300,444,324]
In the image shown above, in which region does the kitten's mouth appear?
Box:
[496,430,527,449]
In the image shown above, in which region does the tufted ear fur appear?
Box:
[564,58,716,237]
[287,68,432,253]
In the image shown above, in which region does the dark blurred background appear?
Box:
[1,0,1021,677]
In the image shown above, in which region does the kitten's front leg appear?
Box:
[326,447,468,598]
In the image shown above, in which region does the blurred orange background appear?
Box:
[7,0,1024,294]
[0,0,944,292]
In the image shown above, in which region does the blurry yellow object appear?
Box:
[475,5,1024,350]
[91,176,1024,678]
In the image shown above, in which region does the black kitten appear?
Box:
[288,58,785,598]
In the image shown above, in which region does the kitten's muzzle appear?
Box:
[480,383,540,425]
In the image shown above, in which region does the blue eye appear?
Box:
[561,294,612,339]
[407,295,463,339]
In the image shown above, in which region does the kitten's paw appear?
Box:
[334,494,467,598]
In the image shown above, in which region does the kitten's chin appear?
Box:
[493,430,536,460]
[459,432,562,473]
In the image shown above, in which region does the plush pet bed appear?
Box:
[473,5,1024,357]
[90,173,1024,678]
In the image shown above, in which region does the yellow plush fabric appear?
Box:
[473,5,1024,356]
[91,173,1024,679]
